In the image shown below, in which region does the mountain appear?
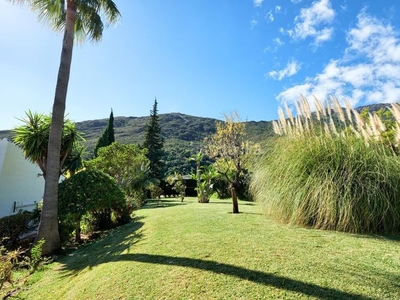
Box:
[0,112,275,175]
[1,103,391,175]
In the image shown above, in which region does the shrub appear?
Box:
[1,239,49,290]
[87,142,150,199]
[0,246,19,290]
[58,169,128,241]
[0,256,13,290]
[19,239,48,274]
[251,97,400,234]
[212,175,231,199]
[148,183,163,199]
[213,171,253,201]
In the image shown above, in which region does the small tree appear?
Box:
[87,142,150,205]
[189,151,206,202]
[166,173,186,202]
[205,111,257,213]
[143,98,165,181]
[190,164,217,203]
[58,169,126,242]
[94,109,115,157]
[148,182,163,201]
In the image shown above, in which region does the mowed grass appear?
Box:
[14,197,400,299]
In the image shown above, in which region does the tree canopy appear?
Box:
[87,142,150,202]
[58,168,126,242]
[205,111,258,213]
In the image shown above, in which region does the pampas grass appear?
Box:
[251,97,400,234]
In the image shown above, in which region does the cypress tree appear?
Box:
[94,109,115,157]
[143,98,165,181]
[107,109,115,144]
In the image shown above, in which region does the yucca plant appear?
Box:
[251,97,400,234]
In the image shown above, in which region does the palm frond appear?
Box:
[31,0,65,32]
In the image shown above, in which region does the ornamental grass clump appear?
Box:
[251,96,400,234]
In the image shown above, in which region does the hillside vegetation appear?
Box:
[0,103,389,145]
[0,112,274,175]
[0,103,390,174]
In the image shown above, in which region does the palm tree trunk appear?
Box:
[35,1,77,255]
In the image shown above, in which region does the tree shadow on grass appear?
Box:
[60,242,373,300]
[142,199,188,209]
[240,202,256,206]
[324,230,400,244]
[205,200,254,205]
[119,253,373,300]
[58,220,145,277]
[362,234,400,243]
[384,235,400,242]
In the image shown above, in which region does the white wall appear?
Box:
[0,138,7,174]
[0,138,44,218]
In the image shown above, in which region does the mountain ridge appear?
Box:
[0,103,392,174]
[1,102,392,145]
[0,112,274,174]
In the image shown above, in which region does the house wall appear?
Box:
[0,139,44,218]
[0,139,7,173]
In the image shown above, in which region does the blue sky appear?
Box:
[1,0,399,130]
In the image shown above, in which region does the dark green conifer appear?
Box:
[94,109,115,157]
[143,98,165,181]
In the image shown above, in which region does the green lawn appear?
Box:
[10,198,400,299]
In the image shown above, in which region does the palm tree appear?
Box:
[8,0,120,254]
[12,110,84,179]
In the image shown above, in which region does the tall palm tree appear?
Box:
[8,0,120,254]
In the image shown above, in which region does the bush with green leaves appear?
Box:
[148,183,163,200]
[251,97,400,234]
[58,169,128,242]
[87,142,150,207]
[166,173,186,201]
[16,239,49,275]
[213,170,253,201]
[212,175,231,199]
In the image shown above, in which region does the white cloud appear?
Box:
[265,11,274,23]
[346,10,400,63]
[264,38,285,53]
[250,17,258,28]
[291,0,303,3]
[276,10,400,109]
[275,6,281,13]
[289,0,335,45]
[314,27,334,45]
[273,37,285,47]
[277,83,313,104]
[267,60,301,81]
[253,0,264,7]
